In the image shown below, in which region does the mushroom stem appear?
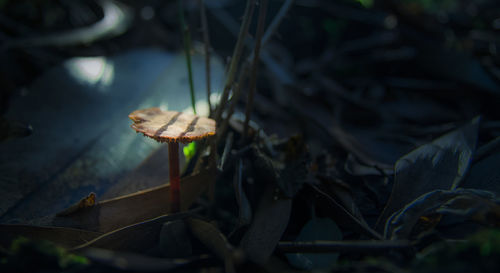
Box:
[168,142,181,213]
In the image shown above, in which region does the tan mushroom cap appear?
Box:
[129,107,216,143]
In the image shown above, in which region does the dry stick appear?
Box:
[198,0,212,115]
[277,240,412,254]
[253,0,294,56]
[210,7,294,87]
[242,0,294,64]
[218,132,234,171]
[192,70,246,179]
[214,0,256,124]
[193,72,247,178]
[216,65,249,146]
[473,135,500,164]
[216,0,292,144]
[209,0,294,122]
[211,0,293,59]
[193,69,246,175]
[211,0,292,149]
[242,0,268,141]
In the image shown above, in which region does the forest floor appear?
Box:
[1,0,500,272]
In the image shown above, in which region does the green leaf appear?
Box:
[183,142,197,162]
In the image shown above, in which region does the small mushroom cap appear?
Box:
[129,107,216,143]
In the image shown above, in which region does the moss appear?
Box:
[414,229,500,273]
[1,237,89,273]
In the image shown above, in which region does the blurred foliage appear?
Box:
[401,0,459,13]
[1,237,88,273]
[352,0,462,13]
[414,229,500,273]
[323,18,347,44]
[0,0,7,9]
[354,0,374,8]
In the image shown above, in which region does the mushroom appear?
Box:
[129,107,216,213]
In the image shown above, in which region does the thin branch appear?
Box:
[214,0,256,123]
[198,0,212,115]
[242,0,268,141]
[210,0,294,143]
[216,65,249,146]
[246,0,294,62]
[277,240,412,254]
[261,0,293,46]
[209,1,295,86]
[474,135,500,164]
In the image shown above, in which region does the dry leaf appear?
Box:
[186,217,240,273]
[53,167,216,232]
[240,184,292,265]
[377,117,479,230]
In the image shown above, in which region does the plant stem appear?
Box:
[168,142,180,213]
[243,0,268,141]
[198,0,212,116]
[178,0,197,114]
[214,0,256,123]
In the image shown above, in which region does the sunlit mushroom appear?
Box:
[129,107,216,213]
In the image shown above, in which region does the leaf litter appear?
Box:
[2,0,500,272]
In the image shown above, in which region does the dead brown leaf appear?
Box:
[53,167,216,232]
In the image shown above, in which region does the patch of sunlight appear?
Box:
[182,98,211,116]
[65,57,115,92]
[210,92,221,108]
[158,101,169,111]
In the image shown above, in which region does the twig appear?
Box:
[214,0,256,123]
[71,207,205,251]
[218,132,234,171]
[277,240,412,254]
[198,0,212,115]
[216,65,249,145]
[241,0,295,63]
[242,0,268,141]
[178,0,197,114]
[257,0,294,54]
[209,0,295,85]
[473,135,500,164]
[210,0,294,144]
